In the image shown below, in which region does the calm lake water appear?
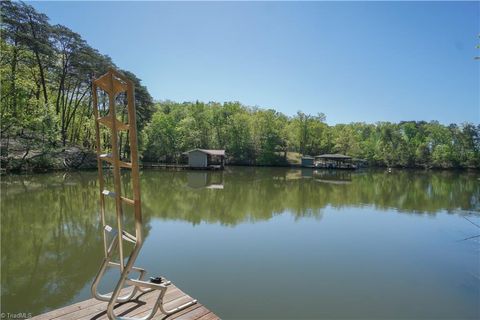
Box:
[1,167,479,319]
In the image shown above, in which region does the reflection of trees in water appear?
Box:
[351,170,479,213]
[141,168,325,225]
[141,168,480,226]
[0,172,151,315]
[186,172,224,189]
[0,168,478,315]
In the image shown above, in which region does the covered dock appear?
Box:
[315,154,356,170]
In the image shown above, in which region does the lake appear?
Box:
[1,167,479,319]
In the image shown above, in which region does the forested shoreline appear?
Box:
[0,1,154,172]
[143,101,479,169]
[1,1,479,172]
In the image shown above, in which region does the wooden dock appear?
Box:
[31,284,220,320]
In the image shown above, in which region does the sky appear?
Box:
[29,1,479,125]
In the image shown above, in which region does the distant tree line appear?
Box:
[1,1,479,170]
[143,101,480,169]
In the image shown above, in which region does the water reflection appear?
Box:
[141,168,479,225]
[186,172,224,190]
[0,172,152,315]
[1,168,479,316]
[314,169,352,184]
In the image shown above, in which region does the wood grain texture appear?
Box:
[31,284,220,320]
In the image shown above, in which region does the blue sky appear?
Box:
[30,1,479,125]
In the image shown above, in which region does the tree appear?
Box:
[0,1,154,170]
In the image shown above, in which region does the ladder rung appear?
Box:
[121,197,135,205]
[104,224,137,244]
[97,116,129,131]
[119,161,132,169]
[121,230,137,244]
[124,161,132,168]
[107,261,146,273]
[99,154,132,169]
[94,72,128,96]
[102,191,134,207]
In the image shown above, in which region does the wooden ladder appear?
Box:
[90,68,197,320]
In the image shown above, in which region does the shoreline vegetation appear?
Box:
[1,1,479,174]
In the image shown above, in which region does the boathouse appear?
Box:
[315,154,356,169]
[301,156,315,167]
[184,149,225,169]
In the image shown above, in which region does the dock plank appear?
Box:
[197,313,219,320]
[74,287,184,320]
[31,284,220,320]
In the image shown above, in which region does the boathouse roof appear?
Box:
[315,154,352,160]
[183,149,226,156]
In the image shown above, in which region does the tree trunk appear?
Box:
[34,51,48,104]
[27,12,49,104]
[10,42,18,115]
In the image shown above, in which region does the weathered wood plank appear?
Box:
[73,287,183,320]
[31,284,219,320]
[197,312,220,320]
[173,306,211,320]
[31,287,132,320]
[88,288,188,320]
